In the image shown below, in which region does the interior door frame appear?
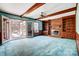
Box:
[2,16,10,43]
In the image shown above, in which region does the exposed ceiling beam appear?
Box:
[37,7,76,19]
[21,3,45,17]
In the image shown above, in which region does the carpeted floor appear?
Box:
[0,36,78,56]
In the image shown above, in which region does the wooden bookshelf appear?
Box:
[61,15,76,39]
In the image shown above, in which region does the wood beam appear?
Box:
[37,7,76,19]
[21,3,45,16]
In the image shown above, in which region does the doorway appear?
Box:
[2,16,10,42]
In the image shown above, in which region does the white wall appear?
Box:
[76,4,79,34]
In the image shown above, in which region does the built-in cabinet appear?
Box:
[61,15,76,39]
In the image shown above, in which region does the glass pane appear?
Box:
[27,22,33,37]
[10,19,27,39]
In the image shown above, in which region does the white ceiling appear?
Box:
[0,3,76,20]
[39,11,75,21]
[0,3,35,15]
[24,3,76,19]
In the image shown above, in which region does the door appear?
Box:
[11,19,27,39]
[2,16,10,42]
[26,21,33,37]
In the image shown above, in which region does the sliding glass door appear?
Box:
[19,21,27,38]
[10,19,27,39]
[1,16,37,43]
[10,20,34,39]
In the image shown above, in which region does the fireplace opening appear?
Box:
[51,30,59,36]
[53,31,59,35]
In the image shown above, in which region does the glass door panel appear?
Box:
[26,21,33,37]
[11,19,27,39]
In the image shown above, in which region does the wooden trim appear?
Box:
[62,14,76,19]
[42,14,76,22]
[21,3,45,16]
[76,3,78,14]
[37,7,76,19]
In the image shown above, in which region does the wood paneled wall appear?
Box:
[42,15,76,39]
